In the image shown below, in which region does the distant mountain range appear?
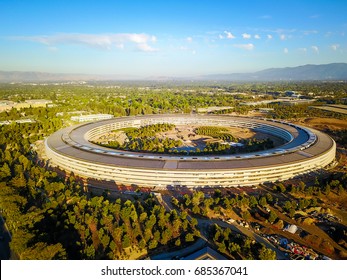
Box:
[200,63,347,81]
[0,71,101,82]
[1,63,347,82]
[0,71,139,82]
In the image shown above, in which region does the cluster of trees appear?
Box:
[273,174,347,198]
[183,137,273,156]
[0,111,198,259]
[1,81,347,123]
[267,103,347,120]
[211,224,276,260]
[203,138,274,155]
[277,176,347,218]
[241,138,274,152]
[121,123,183,153]
[99,123,182,153]
[123,137,182,153]
[99,137,183,154]
[174,190,274,219]
[176,172,347,224]
[122,123,175,139]
[194,126,236,141]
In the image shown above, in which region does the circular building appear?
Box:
[45,114,336,188]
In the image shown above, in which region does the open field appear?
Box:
[297,117,347,131]
[328,104,347,110]
[312,106,347,115]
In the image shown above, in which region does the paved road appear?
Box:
[199,218,289,260]
[151,238,207,260]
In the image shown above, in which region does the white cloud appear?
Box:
[137,43,158,52]
[303,30,318,35]
[284,48,289,54]
[331,44,340,51]
[224,31,235,39]
[299,48,307,53]
[280,34,286,40]
[267,34,273,39]
[186,37,193,43]
[233,43,254,51]
[242,33,251,39]
[11,33,158,52]
[254,34,261,39]
[311,46,319,54]
[115,43,124,49]
[219,34,224,39]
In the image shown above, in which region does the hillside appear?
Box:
[1,63,347,82]
[200,63,347,81]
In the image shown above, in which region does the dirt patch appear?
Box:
[297,118,347,131]
[91,130,127,145]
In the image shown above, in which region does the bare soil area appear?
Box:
[297,117,347,131]
[92,130,127,145]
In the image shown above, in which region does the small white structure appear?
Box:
[284,224,298,234]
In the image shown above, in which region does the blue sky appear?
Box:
[1,0,346,78]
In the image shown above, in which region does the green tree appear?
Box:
[21,242,67,260]
[185,233,194,242]
[122,235,131,249]
[242,210,251,221]
[258,245,276,260]
[191,218,198,227]
[249,196,258,208]
[0,162,11,178]
[268,211,277,224]
[148,239,158,250]
[229,242,241,254]
[175,238,181,247]
[191,191,204,207]
[283,201,292,213]
[183,194,191,207]
[192,205,200,214]
[259,196,267,207]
